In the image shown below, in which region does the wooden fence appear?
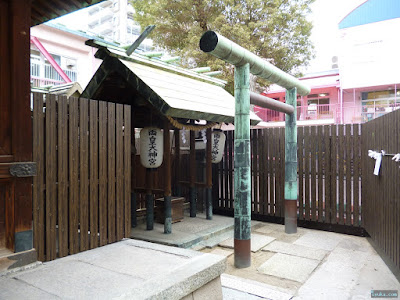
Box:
[213,124,363,231]
[33,93,131,261]
[362,109,400,273]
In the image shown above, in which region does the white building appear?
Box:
[86,0,154,50]
[262,0,400,125]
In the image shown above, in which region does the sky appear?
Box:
[51,0,367,73]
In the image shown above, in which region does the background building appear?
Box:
[260,0,400,125]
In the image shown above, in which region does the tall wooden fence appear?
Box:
[33,93,131,262]
[362,109,400,273]
[213,124,362,231]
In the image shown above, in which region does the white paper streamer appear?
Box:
[368,150,382,176]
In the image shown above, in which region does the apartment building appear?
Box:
[260,0,400,125]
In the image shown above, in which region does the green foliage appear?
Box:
[131,0,315,94]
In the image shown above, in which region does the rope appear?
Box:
[166,115,219,131]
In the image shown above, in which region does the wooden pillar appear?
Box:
[131,125,137,228]
[163,121,172,233]
[206,128,213,220]
[189,122,197,217]
[174,129,181,197]
[145,169,154,230]
[0,0,33,252]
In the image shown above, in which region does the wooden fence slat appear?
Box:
[107,103,116,243]
[298,126,304,220]
[224,131,229,210]
[251,129,255,212]
[69,96,79,254]
[304,126,310,220]
[324,125,331,223]
[338,124,345,225]
[345,124,352,226]
[310,126,317,221]
[262,129,269,215]
[98,101,108,246]
[267,128,273,214]
[116,104,124,240]
[89,100,99,249]
[123,105,131,237]
[33,93,45,261]
[57,96,68,257]
[279,127,285,217]
[331,125,338,224]
[260,130,266,215]
[79,98,89,251]
[254,130,260,214]
[228,131,234,210]
[271,128,277,215]
[45,94,57,261]
[317,126,323,221]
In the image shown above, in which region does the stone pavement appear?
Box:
[0,239,225,300]
[202,222,400,300]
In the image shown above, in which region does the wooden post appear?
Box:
[164,121,172,233]
[145,168,154,230]
[206,128,213,220]
[233,63,251,268]
[7,0,33,252]
[285,88,298,234]
[174,129,181,197]
[189,122,197,217]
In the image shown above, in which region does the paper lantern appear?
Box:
[211,130,226,163]
[140,127,163,168]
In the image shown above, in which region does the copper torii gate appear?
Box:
[200,31,310,268]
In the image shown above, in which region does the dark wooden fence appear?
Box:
[213,124,363,231]
[33,93,131,262]
[362,109,400,273]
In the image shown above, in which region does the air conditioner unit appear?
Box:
[66,59,76,67]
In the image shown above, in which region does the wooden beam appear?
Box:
[163,121,172,233]
[206,127,212,220]
[189,122,196,217]
[10,0,33,248]
[174,129,181,196]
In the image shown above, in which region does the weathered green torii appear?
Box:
[200,31,310,268]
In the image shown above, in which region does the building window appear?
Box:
[361,89,399,122]
[307,93,330,114]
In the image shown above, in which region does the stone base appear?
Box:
[182,277,223,300]
[0,249,37,274]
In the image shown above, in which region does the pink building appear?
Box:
[260,0,400,125]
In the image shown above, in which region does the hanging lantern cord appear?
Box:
[166,115,219,131]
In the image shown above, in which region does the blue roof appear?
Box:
[339,0,400,29]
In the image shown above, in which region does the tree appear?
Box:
[131,0,315,94]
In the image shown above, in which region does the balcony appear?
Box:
[254,104,338,123]
[30,62,77,87]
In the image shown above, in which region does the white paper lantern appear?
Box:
[211,130,226,163]
[140,127,164,168]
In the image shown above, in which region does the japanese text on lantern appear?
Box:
[148,129,157,166]
[212,133,220,161]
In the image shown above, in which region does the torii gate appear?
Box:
[200,31,310,268]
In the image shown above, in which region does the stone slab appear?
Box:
[0,276,57,300]
[262,241,328,261]
[210,248,234,258]
[296,247,369,299]
[293,231,343,251]
[257,253,320,283]
[221,273,293,300]
[219,234,275,252]
[14,260,144,299]
[0,240,226,300]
